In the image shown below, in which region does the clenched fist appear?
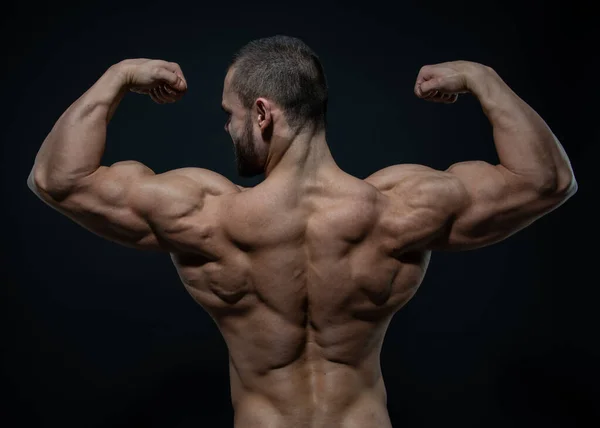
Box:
[117,58,188,104]
[414,60,488,104]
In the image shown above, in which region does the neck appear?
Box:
[264,127,339,181]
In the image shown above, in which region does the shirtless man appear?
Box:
[28,35,577,427]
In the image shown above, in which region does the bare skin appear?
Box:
[28,58,577,427]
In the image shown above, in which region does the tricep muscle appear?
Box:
[30,161,239,252]
[432,161,553,250]
[367,161,573,252]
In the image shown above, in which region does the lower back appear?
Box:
[229,350,392,428]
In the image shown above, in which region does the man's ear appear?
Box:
[255,98,272,127]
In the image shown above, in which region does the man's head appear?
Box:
[222,35,328,177]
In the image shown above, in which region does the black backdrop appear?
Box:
[1,1,597,427]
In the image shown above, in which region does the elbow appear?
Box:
[27,170,38,192]
[533,166,577,199]
[27,168,48,195]
[540,174,578,202]
[28,168,74,202]
[557,175,578,197]
[553,163,578,197]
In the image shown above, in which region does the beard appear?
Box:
[233,116,264,178]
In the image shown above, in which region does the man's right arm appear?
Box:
[367,62,577,252]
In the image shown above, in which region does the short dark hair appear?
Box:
[228,35,328,134]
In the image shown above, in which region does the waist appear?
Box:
[233,387,391,428]
[230,360,389,428]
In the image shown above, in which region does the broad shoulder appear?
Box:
[166,168,251,192]
[364,164,445,194]
[152,167,240,194]
[133,167,241,219]
[363,163,467,215]
[129,168,245,255]
[363,164,469,252]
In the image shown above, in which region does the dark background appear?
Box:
[1,1,597,427]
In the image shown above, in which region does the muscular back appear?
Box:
[168,170,431,427]
[31,151,573,427]
[31,153,571,427]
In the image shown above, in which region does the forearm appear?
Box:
[30,63,128,198]
[467,66,576,193]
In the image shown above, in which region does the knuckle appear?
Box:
[168,62,183,75]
